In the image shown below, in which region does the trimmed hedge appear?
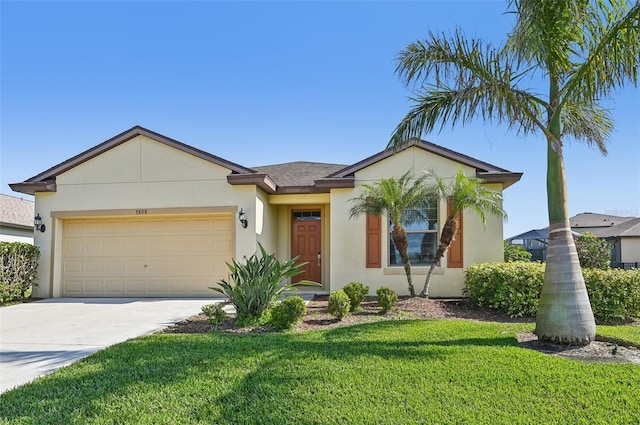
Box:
[0,242,40,304]
[583,268,640,323]
[465,262,640,323]
[464,262,544,318]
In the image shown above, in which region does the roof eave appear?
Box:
[314,177,355,189]
[227,173,277,194]
[9,180,57,196]
[476,171,523,189]
[0,221,33,230]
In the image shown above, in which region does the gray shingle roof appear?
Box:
[252,161,347,188]
[595,217,640,238]
[569,212,636,229]
[0,194,34,228]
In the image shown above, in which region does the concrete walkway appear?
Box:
[0,298,225,394]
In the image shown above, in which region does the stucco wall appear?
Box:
[33,136,258,298]
[329,146,506,297]
[0,225,34,244]
[621,238,640,263]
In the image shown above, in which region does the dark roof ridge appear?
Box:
[253,160,348,168]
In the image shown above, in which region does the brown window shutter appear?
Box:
[447,201,464,268]
[366,213,382,268]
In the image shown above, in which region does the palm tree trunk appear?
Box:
[392,226,415,297]
[535,80,596,344]
[419,217,457,298]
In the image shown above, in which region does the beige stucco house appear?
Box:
[10,126,521,299]
[595,217,640,268]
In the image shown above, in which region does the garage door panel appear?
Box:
[105,281,124,293]
[85,260,104,273]
[62,214,233,297]
[64,239,85,255]
[84,280,104,294]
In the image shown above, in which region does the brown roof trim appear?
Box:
[227,173,277,194]
[329,138,512,178]
[0,221,33,230]
[9,180,57,196]
[23,126,254,184]
[276,186,331,194]
[314,177,355,189]
[477,171,523,189]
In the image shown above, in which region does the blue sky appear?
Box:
[1,0,638,238]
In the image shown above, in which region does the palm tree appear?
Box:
[419,168,506,298]
[349,170,431,297]
[390,0,639,343]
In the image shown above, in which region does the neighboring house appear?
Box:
[506,228,551,262]
[0,193,35,244]
[569,212,636,234]
[10,126,521,299]
[595,217,640,269]
[507,212,637,263]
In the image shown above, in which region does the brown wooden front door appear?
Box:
[291,211,321,284]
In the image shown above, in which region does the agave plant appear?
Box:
[210,243,306,324]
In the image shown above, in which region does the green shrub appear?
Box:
[575,232,611,270]
[210,243,305,325]
[584,268,640,323]
[270,296,307,330]
[503,241,532,262]
[328,290,351,320]
[376,286,398,313]
[342,282,369,311]
[464,262,544,318]
[0,242,40,304]
[465,262,640,322]
[201,303,227,330]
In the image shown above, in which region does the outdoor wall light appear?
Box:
[34,214,46,233]
[238,208,248,228]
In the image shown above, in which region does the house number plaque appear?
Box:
[135,209,148,215]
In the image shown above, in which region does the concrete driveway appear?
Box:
[0,298,224,394]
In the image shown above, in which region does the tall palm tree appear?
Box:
[419,168,506,298]
[390,0,639,343]
[349,170,431,297]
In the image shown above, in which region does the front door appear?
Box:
[291,210,321,284]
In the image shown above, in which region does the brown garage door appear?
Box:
[62,214,233,297]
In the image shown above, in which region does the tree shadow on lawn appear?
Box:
[0,321,516,424]
[212,320,518,424]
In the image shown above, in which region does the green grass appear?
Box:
[597,323,640,347]
[1,320,639,424]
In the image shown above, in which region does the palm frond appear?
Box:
[560,102,613,154]
[561,1,640,107]
[424,168,507,227]
[390,29,548,149]
[348,170,434,227]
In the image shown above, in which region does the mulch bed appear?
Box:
[163,296,532,335]
[164,295,640,364]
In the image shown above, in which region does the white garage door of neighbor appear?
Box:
[62,215,233,297]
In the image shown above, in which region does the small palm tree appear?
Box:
[349,170,431,297]
[419,168,506,298]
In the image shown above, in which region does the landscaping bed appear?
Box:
[165,295,640,364]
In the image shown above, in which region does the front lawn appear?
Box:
[1,320,638,424]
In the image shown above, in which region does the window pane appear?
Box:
[390,232,437,265]
[401,203,438,231]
